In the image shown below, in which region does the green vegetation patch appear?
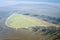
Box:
[5,13,58,28]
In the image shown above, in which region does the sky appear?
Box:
[0,0,60,3]
[0,0,60,7]
[0,0,60,17]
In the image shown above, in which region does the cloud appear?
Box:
[0,1,60,7]
[0,1,20,7]
[0,1,60,17]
